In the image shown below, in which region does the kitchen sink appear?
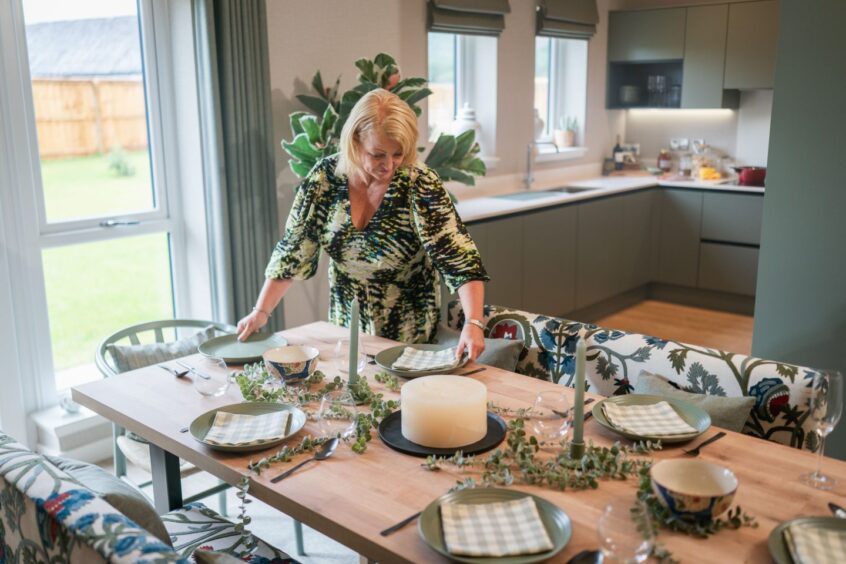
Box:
[493,186,599,201]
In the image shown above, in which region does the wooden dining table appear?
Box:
[73,321,846,563]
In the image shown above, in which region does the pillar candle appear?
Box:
[348,298,359,386]
[401,375,487,448]
[572,338,586,445]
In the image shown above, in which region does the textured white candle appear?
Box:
[401,375,487,448]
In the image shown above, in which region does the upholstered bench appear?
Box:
[0,432,296,563]
[448,302,820,451]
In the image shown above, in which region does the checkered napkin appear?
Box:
[203,411,290,446]
[391,346,459,371]
[601,400,697,436]
[784,522,846,564]
[440,497,554,557]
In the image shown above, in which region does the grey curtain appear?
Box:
[194,0,282,331]
[536,0,598,40]
[428,0,511,36]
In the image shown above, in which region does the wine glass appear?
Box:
[317,390,358,439]
[531,390,572,447]
[191,356,233,397]
[333,337,367,375]
[800,370,844,490]
[597,498,654,564]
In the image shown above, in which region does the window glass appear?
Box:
[534,37,551,137]
[427,32,456,141]
[534,36,588,147]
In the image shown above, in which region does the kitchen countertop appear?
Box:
[456,176,765,223]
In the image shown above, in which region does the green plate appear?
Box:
[768,517,846,564]
[418,488,571,564]
[375,344,468,379]
[592,394,711,444]
[189,402,306,453]
[198,333,287,364]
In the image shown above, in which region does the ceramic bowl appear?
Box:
[650,459,738,522]
[263,345,319,385]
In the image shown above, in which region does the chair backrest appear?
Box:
[447,301,820,451]
[95,319,236,378]
[0,432,184,563]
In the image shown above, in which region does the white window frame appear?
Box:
[0,0,209,444]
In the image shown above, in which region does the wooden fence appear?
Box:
[32,79,147,159]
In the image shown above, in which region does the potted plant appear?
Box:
[282,53,485,190]
[554,116,579,148]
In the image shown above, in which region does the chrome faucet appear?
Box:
[525,140,559,190]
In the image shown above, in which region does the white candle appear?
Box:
[348,298,359,386]
[401,375,487,448]
[572,339,586,444]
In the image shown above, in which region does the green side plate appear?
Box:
[768,517,846,564]
[418,488,571,564]
[375,344,468,379]
[198,333,287,364]
[591,394,711,444]
[189,401,305,453]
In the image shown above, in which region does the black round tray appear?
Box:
[378,411,506,457]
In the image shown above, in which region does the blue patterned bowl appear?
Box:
[263,345,319,385]
[650,459,738,523]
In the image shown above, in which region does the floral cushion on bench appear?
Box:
[447,302,819,451]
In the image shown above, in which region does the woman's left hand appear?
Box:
[456,323,485,363]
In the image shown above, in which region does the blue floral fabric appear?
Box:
[448,302,820,451]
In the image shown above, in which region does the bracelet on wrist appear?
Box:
[466,318,485,332]
[252,306,272,319]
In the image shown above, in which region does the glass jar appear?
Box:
[657,149,673,173]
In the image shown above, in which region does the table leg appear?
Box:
[149,443,183,513]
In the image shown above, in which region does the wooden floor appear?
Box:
[594,299,754,355]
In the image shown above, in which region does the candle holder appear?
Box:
[569,440,585,460]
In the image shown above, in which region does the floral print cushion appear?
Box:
[161,503,297,563]
[0,433,184,563]
[447,302,819,451]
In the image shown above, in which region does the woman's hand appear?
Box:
[456,323,485,363]
[236,309,269,342]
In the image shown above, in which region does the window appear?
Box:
[427,32,497,162]
[534,36,588,151]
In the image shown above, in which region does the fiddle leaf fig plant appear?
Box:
[282,52,486,187]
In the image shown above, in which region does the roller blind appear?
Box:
[536,0,598,40]
[428,0,512,37]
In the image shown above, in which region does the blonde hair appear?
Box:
[336,89,418,180]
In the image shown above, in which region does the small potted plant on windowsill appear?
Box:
[554,116,579,149]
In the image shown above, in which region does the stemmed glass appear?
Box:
[597,498,654,564]
[191,355,233,397]
[531,391,572,447]
[333,337,367,375]
[317,390,359,439]
[800,370,844,490]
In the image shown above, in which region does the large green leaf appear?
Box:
[283,132,320,161]
[401,87,433,107]
[296,94,329,116]
[289,111,308,136]
[374,52,397,69]
[461,157,487,176]
[437,167,475,185]
[311,71,325,99]
[288,158,312,179]
[300,115,321,145]
[355,58,375,82]
[453,130,475,159]
[320,104,338,142]
[392,77,427,91]
[425,135,456,169]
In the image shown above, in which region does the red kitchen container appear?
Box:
[733,166,766,187]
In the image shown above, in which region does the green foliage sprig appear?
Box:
[235,475,257,554]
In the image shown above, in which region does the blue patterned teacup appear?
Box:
[263,345,319,385]
[650,459,737,523]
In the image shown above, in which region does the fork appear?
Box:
[175,360,211,380]
[682,431,727,456]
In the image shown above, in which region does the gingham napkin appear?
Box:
[602,400,697,436]
[440,497,554,557]
[784,522,846,564]
[392,346,460,371]
[203,411,290,446]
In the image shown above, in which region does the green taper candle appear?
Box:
[348,298,359,386]
[570,338,586,459]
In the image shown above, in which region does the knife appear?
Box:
[829,502,846,518]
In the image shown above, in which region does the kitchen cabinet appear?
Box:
[698,243,759,295]
[608,9,686,62]
[522,207,577,316]
[701,192,764,245]
[468,217,523,310]
[681,5,739,109]
[724,0,779,89]
[656,189,703,287]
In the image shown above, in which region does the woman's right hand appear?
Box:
[236,309,269,341]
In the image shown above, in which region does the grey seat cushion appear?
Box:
[45,455,172,546]
[634,371,756,432]
[106,325,217,374]
[436,325,523,372]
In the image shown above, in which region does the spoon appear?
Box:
[175,360,211,380]
[270,437,339,483]
[829,502,846,519]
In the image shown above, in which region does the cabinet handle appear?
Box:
[99,218,140,228]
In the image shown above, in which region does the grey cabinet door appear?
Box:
[701,193,764,245]
[522,206,577,316]
[471,217,523,310]
[608,9,686,62]
[575,197,626,309]
[682,5,738,109]
[656,189,703,286]
[620,190,655,291]
[698,242,759,295]
[724,0,779,89]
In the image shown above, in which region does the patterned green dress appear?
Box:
[265,156,488,343]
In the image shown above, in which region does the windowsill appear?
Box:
[481,155,499,171]
[535,146,588,162]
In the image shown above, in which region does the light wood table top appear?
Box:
[74,321,846,563]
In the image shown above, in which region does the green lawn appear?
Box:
[39,152,174,370]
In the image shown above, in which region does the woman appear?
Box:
[237,89,488,360]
